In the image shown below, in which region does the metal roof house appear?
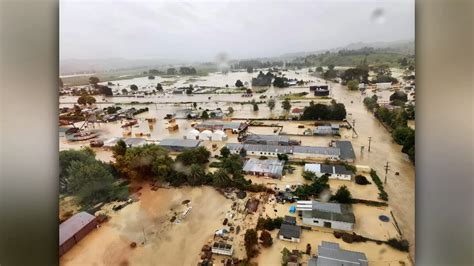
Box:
[296,201,355,231]
[314,124,340,136]
[310,85,330,96]
[225,143,340,161]
[59,212,98,256]
[304,164,354,181]
[308,241,368,266]
[244,134,290,145]
[278,223,302,243]
[124,138,147,148]
[211,241,234,256]
[194,121,247,134]
[158,138,202,152]
[333,141,356,162]
[242,158,284,178]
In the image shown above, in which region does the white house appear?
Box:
[296,201,355,231]
[304,164,353,181]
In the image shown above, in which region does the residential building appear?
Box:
[124,138,147,148]
[242,158,284,178]
[225,143,340,161]
[243,134,290,146]
[304,164,353,181]
[158,138,202,151]
[194,121,247,134]
[211,241,234,256]
[278,223,301,243]
[308,241,368,266]
[310,85,330,96]
[296,201,355,231]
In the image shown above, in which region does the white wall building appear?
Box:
[186,129,199,140]
[304,164,353,181]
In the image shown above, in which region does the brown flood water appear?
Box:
[59,68,415,262]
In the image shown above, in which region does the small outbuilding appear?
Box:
[59,212,98,256]
[211,130,228,141]
[186,129,200,140]
[199,130,213,140]
[242,158,284,179]
[278,223,301,243]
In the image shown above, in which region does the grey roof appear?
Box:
[316,241,368,266]
[225,143,294,154]
[196,121,243,130]
[225,143,340,157]
[278,223,301,239]
[60,212,96,246]
[300,201,355,224]
[334,141,356,161]
[159,138,202,148]
[320,164,354,175]
[243,158,284,177]
[293,146,340,156]
[244,134,289,144]
[124,138,146,147]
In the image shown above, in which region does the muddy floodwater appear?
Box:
[60,68,415,263]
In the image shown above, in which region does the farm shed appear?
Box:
[59,212,98,256]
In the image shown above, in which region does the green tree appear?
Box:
[221,154,244,178]
[332,185,352,203]
[59,148,96,193]
[130,84,138,91]
[121,88,128,95]
[227,106,234,114]
[176,146,211,166]
[235,79,244,87]
[167,68,177,75]
[201,110,209,119]
[187,164,206,186]
[192,102,197,109]
[282,98,292,112]
[112,139,127,157]
[156,83,163,92]
[67,160,119,207]
[267,98,275,111]
[259,230,273,247]
[246,67,253,73]
[347,79,359,90]
[89,76,100,86]
[212,169,232,187]
[244,229,259,259]
[220,146,230,158]
[302,170,317,181]
[77,95,96,105]
[316,66,323,72]
[252,101,259,112]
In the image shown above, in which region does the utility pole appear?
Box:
[352,119,356,138]
[368,137,372,152]
[384,161,390,184]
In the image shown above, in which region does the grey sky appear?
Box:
[60,0,414,62]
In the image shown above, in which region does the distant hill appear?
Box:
[277,40,414,61]
[60,58,190,75]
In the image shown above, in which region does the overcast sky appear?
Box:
[60,0,414,62]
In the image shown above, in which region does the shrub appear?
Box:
[355,175,371,185]
[386,238,410,252]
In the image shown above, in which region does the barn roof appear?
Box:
[59,212,96,246]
